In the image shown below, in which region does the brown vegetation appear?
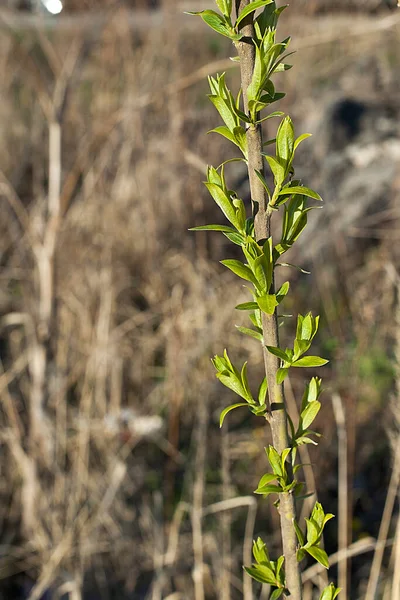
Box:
[0,1,400,598]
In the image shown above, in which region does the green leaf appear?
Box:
[294,132,312,152]
[276,281,290,304]
[208,95,238,134]
[305,517,320,546]
[277,262,311,274]
[257,472,277,487]
[292,356,328,368]
[235,302,259,311]
[217,373,247,400]
[254,169,271,200]
[257,376,268,405]
[223,231,246,245]
[306,546,329,569]
[297,548,306,562]
[320,583,342,600]
[276,116,294,168]
[194,10,239,39]
[293,519,305,546]
[267,445,283,477]
[244,565,277,585]
[257,294,278,315]
[219,403,249,427]
[270,589,284,600]
[208,125,237,144]
[254,483,282,495]
[241,361,254,401]
[236,326,263,342]
[252,537,269,563]
[236,0,274,26]
[189,224,238,233]
[257,110,284,124]
[277,186,322,201]
[263,154,285,186]
[301,401,321,430]
[221,259,258,284]
[266,346,290,362]
[205,182,240,229]
[276,367,289,384]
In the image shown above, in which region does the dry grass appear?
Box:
[0,2,400,598]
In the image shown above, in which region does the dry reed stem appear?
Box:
[331,393,348,599]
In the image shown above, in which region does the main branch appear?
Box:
[235,2,303,597]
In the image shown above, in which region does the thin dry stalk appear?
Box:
[220,424,232,600]
[331,393,348,599]
[363,440,400,600]
[192,400,208,600]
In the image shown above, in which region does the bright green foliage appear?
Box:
[244,537,286,598]
[213,350,268,425]
[320,583,341,600]
[294,502,334,568]
[189,0,339,596]
[268,313,328,384]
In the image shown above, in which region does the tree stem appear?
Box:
[235,2,303,598]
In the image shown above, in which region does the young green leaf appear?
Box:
[236,0,274,27]
[236,326,263,342]
[292,356,328,368]
[320,583,341,600]
[277,186,322,201]
[266,345,290,362]
[221,259,258,284]
[276,367,289,384]
[257,294,279,315]
[306,546,329,569]
[189,224,238,233]
[219,403,249,427]
[257,376,268,405]
[301,400,321,429]
[270,588,284,600]
[235,302,259,311]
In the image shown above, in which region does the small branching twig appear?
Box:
[188,1,339,599]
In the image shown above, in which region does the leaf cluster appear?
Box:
[244,537,286,599]
[267,313,328,384]
[294,502,334,568]
[213,350,268,425]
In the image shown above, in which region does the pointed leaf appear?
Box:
[235,302,259,311]
[205,183,240,229]
[219,403,249,427]
[293,356,328,368]
[257,294,278,315]
[266,346,290,362]
[221,259,258,284]
[254,483,282,495]
[189,224,238,233]
[276,367,289,384]
[301,401,321,430]
[236,326,263,342]
[236,0,274,26]
[294,132,312,152]
[277,186,322,201]
[257,376,268,405]
[306,546,329,569]
[244,565,276,585]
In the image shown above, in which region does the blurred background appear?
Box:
[0,0,400,598]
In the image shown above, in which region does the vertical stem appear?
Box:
[235,2,302,598]
[332,393,348,599]
[192,400,208,600]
